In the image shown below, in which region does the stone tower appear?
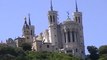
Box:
[48,0,59,51]
[22,15,35,44]
[73,0,85,59]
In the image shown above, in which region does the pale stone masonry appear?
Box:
[5,0,85,59]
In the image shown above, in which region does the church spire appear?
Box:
[24,16,29,29]
[28,13,31,25]
[50,0,53,11]
[24,17,27,25]
[75,0,78,12]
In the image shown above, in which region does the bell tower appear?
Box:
[48,0,58,26]
[48,0,59,51]
[73,0,82,26]
[22,17,33,44]
[72,0,85,59]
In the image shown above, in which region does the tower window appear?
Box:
[64,32,66,43]
[27,31,29,34]
[81,51,84,54]
[56,48,58,50]
[75,17,81,23]
[75,17,78,22]
[31,30,32,35]
[50,16,52,23]
[67,50,72,53]
[78,17,80,23]
[53,16,55,22]
[76,49,78,52]
[27,37,29,39]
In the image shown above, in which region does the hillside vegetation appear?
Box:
[0,43,80,60]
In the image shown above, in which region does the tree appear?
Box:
[99,54,107,60]
[99,45,107,60]
[25,51,80,60]
[20,43,32,51]
[0,45,17,56]
[99,45,107,55]
[14,47,25,56]
[87,46,98,54]
[0,54,16,60]
[87,46,99,60]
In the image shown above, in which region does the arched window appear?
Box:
[68,30,71,42]
[72,31,75,42]
[64,32,66,43]
[75,17,81,23]
[26,31,29,35]
[76,48,78,52]
[78,17,80,23]
[75,17,78,22]
[67,50,72,53]
[27,37,29,39]
[31,30,32,35]
[47,45,49,48]
[50,16,52,23]
[53,16,55,22]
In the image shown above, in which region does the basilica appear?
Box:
[5,0,85,59]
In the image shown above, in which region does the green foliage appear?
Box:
[14,47,25,56]
[87,45,107,60]
[99,54,107,60]
[25,51,80,60]
[0,45,17,56]
[87,46,98,54]
[0,45,27,60]
[20,43,32,51]
[0,54,16,60]
[98,45,107,60]
[0,44,80,60]
[87,46,99,60]
[99,45,107,55]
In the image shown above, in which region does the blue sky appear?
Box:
[0,0,107,53]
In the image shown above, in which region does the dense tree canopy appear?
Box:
[20,43,32,51]
[99,45,107,60]
[86,45,107,60]
[0,44,26,60]
[87,46,99,60]
[87,46,98,55]
[0,44,80,60]
[99,45,107,55]
[1,43,107,60]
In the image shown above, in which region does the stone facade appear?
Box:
[15,37,25,47]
